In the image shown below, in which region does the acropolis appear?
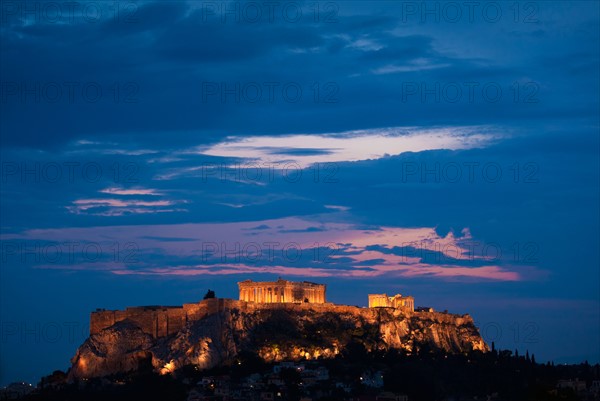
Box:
[89,278,415,339]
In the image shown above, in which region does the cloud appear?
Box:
[100,187,163,196]
[372,61,451,74]
[277,226,325,233]
[139,236,197,242]
[195,126,502,167]
[244,224,272,231]
[66,198,186,216]
[3,218,534,282]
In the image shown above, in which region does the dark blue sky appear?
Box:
[1,0,599,386]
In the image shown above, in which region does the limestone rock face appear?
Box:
[68,302,488,380]
[68,320,154,380]
[376,308,488,354]
[152,310,242,373]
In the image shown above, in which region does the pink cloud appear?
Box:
[2,218,536,282]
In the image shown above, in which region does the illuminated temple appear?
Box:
[238,278,326,304]
[368,293,414,312]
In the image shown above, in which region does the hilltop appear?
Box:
[68,298,487,380]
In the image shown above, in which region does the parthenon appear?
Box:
[368,293,414,312]
[238,278,326,304]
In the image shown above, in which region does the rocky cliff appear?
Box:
[68,300,488,380]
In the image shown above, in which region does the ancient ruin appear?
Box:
[368,293,415,312]
[238,278,326,304]
[90,279,415,338]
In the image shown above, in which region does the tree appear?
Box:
[203,289,215,299]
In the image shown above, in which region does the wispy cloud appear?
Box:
[194,126,502,168]
[100,187,164,196]
[4,218,534,282]
[372,62,451,74]
[66,190,187,215]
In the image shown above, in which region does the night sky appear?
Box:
[1,0,599,386]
